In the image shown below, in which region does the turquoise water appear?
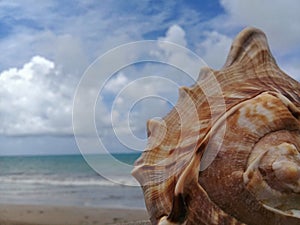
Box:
[0,154,145,209]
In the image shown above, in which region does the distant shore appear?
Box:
[0,204,150,225]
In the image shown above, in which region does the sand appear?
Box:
[0,204,150,225]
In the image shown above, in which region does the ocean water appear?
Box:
[0,154,146,209]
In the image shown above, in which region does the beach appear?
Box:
[0,204,150,225]
[0,154,149,224]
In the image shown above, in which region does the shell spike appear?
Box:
[223,27,276,68]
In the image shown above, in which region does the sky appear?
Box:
[0,0,299,156]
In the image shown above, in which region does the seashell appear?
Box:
[132,27,300,225]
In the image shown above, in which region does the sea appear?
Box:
[0,154,146,209]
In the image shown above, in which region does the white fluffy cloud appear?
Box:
[159,24,187,47]
[0,56,72,135]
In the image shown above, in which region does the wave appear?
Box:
[0,175,138,187]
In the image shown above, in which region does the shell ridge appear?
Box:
[268,91,300,120]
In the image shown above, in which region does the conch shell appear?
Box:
[132,27,300,225]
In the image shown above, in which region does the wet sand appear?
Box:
[0,204,150,225]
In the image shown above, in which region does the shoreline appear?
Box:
[0,203,150,225]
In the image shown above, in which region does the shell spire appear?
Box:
[223,27,276,68]
[132,27,300,225]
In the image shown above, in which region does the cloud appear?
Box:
[159,24,187,47]
[199,0,299,83]
[87,24,206,153]
[219,0,300,53]
[0,56,72,136]
[0,1,198,71]
[196,31,232,69]
[0,1,299,155]
[104,72,129,94]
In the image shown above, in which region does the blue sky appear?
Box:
[0,0,299,155]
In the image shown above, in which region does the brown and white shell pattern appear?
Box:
[132,27,300,225]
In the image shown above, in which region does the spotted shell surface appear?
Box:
[132,27,300,225]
